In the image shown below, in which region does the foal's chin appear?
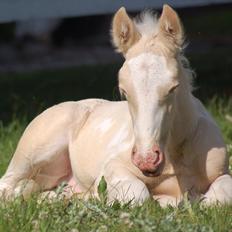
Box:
[142,162,165,177]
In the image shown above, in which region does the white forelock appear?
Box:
[134,10,159,37]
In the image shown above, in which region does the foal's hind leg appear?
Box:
[201,174,232,205]
[0,102,91,199]
[0,144,71,199]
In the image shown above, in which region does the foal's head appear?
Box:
[112,5,187,176]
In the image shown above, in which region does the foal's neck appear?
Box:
[169,65,198,153]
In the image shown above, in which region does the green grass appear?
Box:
[0,98,231,232]
[0,196,232,232]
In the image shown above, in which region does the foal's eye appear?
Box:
[162,83,179,102]
[168,83,179,95]
[119,88,127,100]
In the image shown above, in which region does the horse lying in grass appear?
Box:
[0,5,232,207]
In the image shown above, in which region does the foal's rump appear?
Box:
[0,99,106,197]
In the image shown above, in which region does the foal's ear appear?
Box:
[112,7,140,55]
[158,4,184,49]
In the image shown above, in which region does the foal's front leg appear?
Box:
[103,160,150,204]
[202,174,232,205]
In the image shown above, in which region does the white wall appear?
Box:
[0,0,231,22]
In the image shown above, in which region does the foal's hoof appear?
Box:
[0,182,14,199]
[14,179,40,200]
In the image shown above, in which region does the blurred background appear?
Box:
[0,0,232,123]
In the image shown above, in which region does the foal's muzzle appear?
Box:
[131,145,164,177]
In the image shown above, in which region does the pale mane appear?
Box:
[179,54,195,93]
[134,10,159,36]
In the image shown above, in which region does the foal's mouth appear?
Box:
[142,169,161,177]
[141,160,165,177]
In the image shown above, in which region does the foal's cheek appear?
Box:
[165,98,175,115]
[167,104,173,113]
[127,104,138,124]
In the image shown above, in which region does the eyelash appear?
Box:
[162,84,179,103]
[168,84,179,95]
[119,88,127,100]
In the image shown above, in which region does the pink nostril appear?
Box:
[132,146,137,155]
[152,145,161,155]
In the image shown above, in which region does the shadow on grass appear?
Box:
[0,63,121,123]
[0,47,232,123]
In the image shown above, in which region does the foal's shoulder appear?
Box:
[88,100,131,121]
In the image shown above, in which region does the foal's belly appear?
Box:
[69,101,135,190]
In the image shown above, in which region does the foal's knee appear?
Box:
[107,177,150,205]
[153,195,181,208]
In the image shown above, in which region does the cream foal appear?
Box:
[0,5,232,207]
